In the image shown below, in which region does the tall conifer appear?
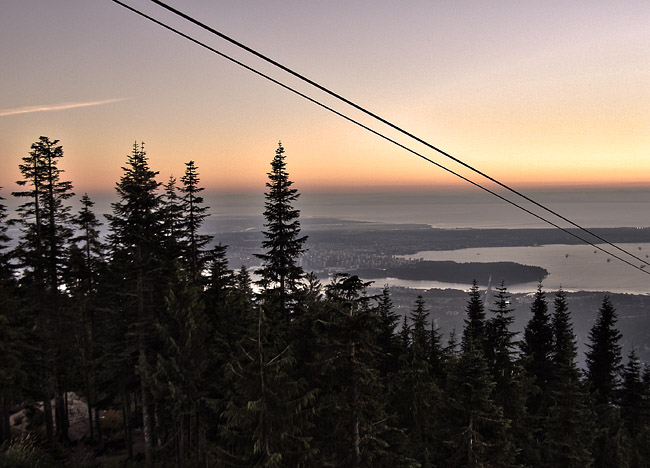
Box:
[105,141,162,468]
[586,295,623,406]
[180,160,212,282]
[255,142,307,314]
[12,136,74,442]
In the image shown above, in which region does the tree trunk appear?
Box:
[43,392,54,443]
[178,416,185,468]
[95,406,104,452]
[121,392,133,459]
[0,395,9,444]
[140,342,154,468]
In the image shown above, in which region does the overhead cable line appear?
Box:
[148,0,650,270]
[110,0,650,277]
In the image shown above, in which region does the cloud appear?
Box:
[0,98,129,117]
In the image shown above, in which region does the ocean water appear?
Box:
[290,188,650,230]
[399,243,650,295]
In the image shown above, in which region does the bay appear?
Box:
[397,243,650,294]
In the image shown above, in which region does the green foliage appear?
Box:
[0,433,61,468]
[255,142,307,312]
[180,160,212,282]
[461,280,486,353]
[586,295,623,406]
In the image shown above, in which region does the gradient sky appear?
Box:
[1,0,649,196]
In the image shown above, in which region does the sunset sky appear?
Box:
[1,0,649,197]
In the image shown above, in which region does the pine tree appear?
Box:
[395,295,442,467]
[445,341,516,468]
[462,280,486,352]
[68,194,105,444]
[255,142,307,314]
[486,282,519,407]
[222,305,317,467]
[585,296,628,468]
[0,188,26,444]
[586,295,623,406]
[543,288,594,468]
[314,274,402,467]
[522,285,554,399]
[621,349,643,436]
[519,284,554,464]
[105,141,162,468]
[160,175,184,262]
[180,160,212,282]
[376,286,401,377]
[486,282,530,465]
[12,136,74,443]
[551,288,577,369]
[154,267,210,468]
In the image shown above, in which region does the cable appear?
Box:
[109,0,650,277]
[149,0,650,269]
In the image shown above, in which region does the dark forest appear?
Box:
[1,137,648,468]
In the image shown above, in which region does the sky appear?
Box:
[1,0,649,197]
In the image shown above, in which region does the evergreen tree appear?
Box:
[462,280,486,352]
[255,142,307,314]
[410,295,430,357]
[0,188,26,444]
[395,295,442,468]
[180,160,212,282]
[68,194,105,444]
[543,288,594,468]
[11,136,74,443]
[445,341,516,468]
[105,141,162,468]
[222,305,317,467]
[486,282,530,465]
[586,295,623,406]
[521,284,554,399]
[154,266,210,467]
[621,349,643,436]
[428,318,446,386]
[486,282,519,408]
[551,288,577,369]
[543,369,594,468]
[314,274,403,467]
[160,175,184,262]
[376,286,401,377]
[585,296,629,468]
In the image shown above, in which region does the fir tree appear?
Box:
[551,288,577,369]
[11,136,74,443]
[154,267,210,467]
[222,305,317,467]
[586,295,623,406]
[462,280,486,353]
[180,160,212,282]
[445,341,516,468]
[0,188,26,444]
[255,142,307,314]
[68,194,105,444]
[621,349,644,436]
[395,295,442,467]
[160,175,184,262]
[105,141,162,468]
[521,284,554,398]
[543,288,594,468]
[315,274,402,466]
[376,286,401,377]
[486,282,519,408]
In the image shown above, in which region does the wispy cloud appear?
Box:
[0,98,129,117]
